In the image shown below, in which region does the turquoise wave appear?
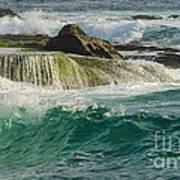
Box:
[0,88,180,179]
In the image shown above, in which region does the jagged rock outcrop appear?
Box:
[44,24,123,59]
[0,8,20,18]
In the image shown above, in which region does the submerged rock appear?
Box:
[132,15,163,20]
[0,8,20,18]
[44,24,123,59]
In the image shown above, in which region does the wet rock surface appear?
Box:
[132,15,163,20]
[116,44,180,68]
[0,8,20,18]
[44,24,123,59]
[156,53,180,68]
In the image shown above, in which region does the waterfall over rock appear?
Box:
[0,53,117,89]
[0,53,178,90]
[0,54,62,88]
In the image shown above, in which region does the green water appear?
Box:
[0,83,180,179]
[0,0,180,179]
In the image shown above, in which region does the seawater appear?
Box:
[0,0,180,48]
[0,0,180,179]
[0,82,180,179]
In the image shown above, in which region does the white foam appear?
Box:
[82,20,143,43]
[0,10,144,44]
[0,60,180,111]
[0,10,63,35]
[0,10,179,47]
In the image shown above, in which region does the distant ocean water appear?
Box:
[0,0,180,180]
[0,0,180,48]
[2,0,180,12]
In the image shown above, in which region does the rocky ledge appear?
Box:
[0,53,174,89]
[116,44,180,68]
[0,34,50,49]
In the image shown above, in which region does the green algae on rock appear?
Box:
[0,34,50,49]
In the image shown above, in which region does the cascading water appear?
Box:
[0,54,62,88]
[0,54,179,90]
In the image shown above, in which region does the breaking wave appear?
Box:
[0,84,180,179]
[0,10,180,48]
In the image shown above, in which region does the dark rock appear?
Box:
[115,44,180,64]
[115,44,180,53]
[44,24,123,59]
[0,8,21,18]
[155,53,180,68]
[132,15,163,20]
[168,15,180,19]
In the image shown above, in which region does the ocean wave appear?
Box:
[0,67,180,179]
[140,24,180,47]
[0,10,63,35]
[0,10,180,47]
[0,10,144,44]
[0,101,180,179]
[82,20,143,44]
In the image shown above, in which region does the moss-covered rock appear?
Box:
[0,52,118,89]
[0,34,50,49]
[0,52,175,90]
[44,24,123,59]
[53,54,114,89]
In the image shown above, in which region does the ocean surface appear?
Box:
[0,0,180,48]
[0,0,180,179]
